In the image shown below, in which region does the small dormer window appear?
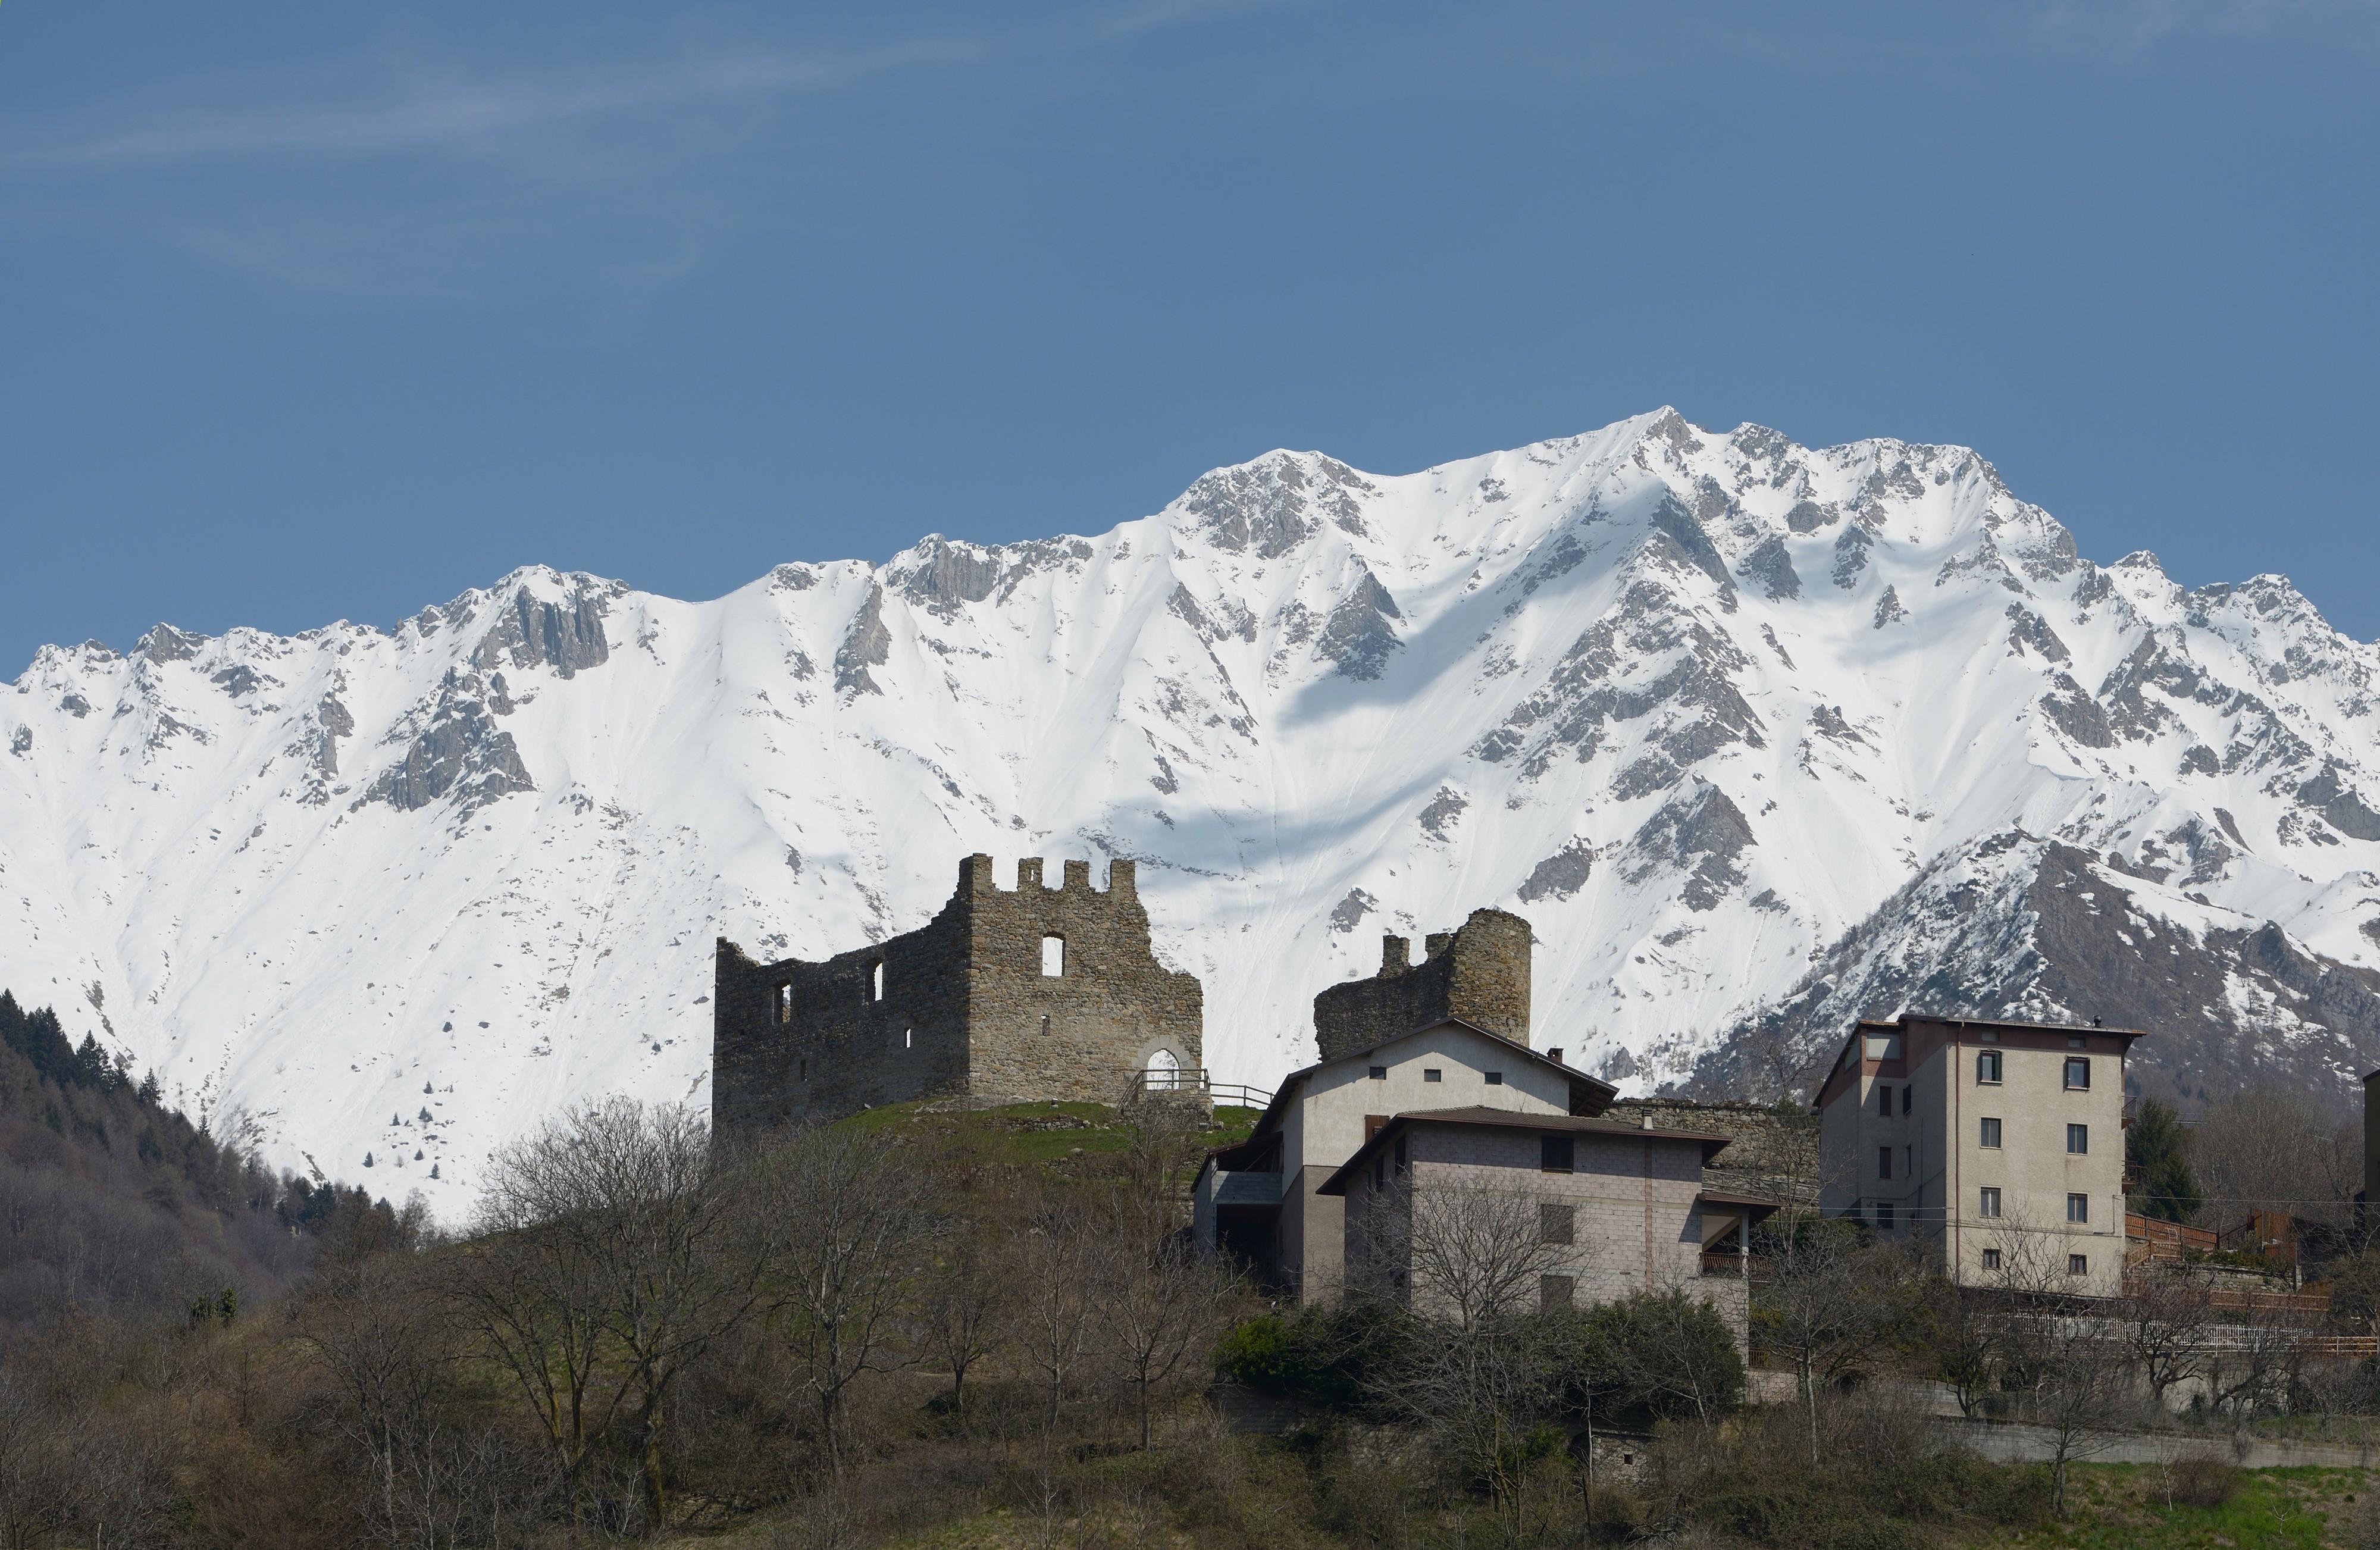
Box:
[1368,1066,1388,1080]
[1485,1072,1504,1086]
[1423,1069,1442,1084]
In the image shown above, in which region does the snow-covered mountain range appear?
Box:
[10,408,2380,1213]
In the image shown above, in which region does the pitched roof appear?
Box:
[1315,1106,1734,1196]
[1225,1018,1618,1150]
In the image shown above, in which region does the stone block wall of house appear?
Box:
[713,854,1204,1135]
[1312,907,1533,1059]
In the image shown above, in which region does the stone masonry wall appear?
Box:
[713,854,1203,1135]
[1611,1097,1821,1206]
[962,855,1204,1107]
[1312,907,1533,1060]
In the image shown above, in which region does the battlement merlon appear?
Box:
[967,852,1139,900]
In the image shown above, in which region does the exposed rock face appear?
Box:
[834,584,892,695]
[474,584,613,679]
[362,671,534,816]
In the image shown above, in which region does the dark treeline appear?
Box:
[0,992,402,1338]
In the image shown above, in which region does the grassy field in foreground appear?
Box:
[1977,1464,2370,1549]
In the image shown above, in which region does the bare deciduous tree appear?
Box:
[917,1216,1006,1419]
[754,1124,938,1477]
[1977,1216,2134,1517]
[1351,1177,1579,1542]
[1012,1200,1097,1441]
[1087,1188,1240,1449]
[451,1098,762,1541]
[1752,1216,1919,1466]
[2190,1086,2361,1236]
[2118,1260,2215,1414]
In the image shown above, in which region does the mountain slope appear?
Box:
[9,409,2380,1210]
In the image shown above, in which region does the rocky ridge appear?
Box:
[8,408,2380,1210]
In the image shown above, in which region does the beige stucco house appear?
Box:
[1191,1019,1614,1300]
[1815,1013,2140,1297]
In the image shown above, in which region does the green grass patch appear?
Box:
[832,1099,1255,1171]
[1975,1464,2368,1549]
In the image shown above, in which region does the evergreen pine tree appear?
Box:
[137,1069,162,1106]
[2126,1098,2202,1223]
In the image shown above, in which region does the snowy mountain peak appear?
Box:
[10,409,2380,1213]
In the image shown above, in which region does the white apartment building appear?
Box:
[1816,1014,2140,1297]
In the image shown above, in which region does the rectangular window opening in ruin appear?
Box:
[904,1028,913,1050]
[1042,935,1064,977]
[871,962,884,1001]
[776,984,793,1024]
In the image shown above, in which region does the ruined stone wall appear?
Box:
[1610,1097,1821,1206]
[963,856,1204,1106]
[1312,907,1533,1060]
[713,853,1203,1135]
[712,878,975,1134]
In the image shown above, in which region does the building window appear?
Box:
[904,1028,913,1050]
[1541,1135,1574,1173]
[1981,1247,2002,1271]
[1540,1204,1576,1245]
[776,984,794,1024]
[2067,1193,2089,1223]
[2067,1123,2088,1155]
[1877,1084,1892,1117]
[2064,1057,2090,1090]
[1393,1136,1407,1175]
[1423,1069,1442,1084]
[1368,1065,1388,1080]
[2068,1254,2089,1276]
[1485,1072,1504,1085]
[1977,1050,2002,1084]
[1041,937,1064,977]
[1877,1203,1895,1231]
[1978,1187,2001,1218]
[1540,1275,1576,1311]
[1902,1085,1912,1116]
[1979,1117,2001,1149]
[1373,1153,1386,1189]
[1877,1147,1893,1179]
[870,961,885,1001]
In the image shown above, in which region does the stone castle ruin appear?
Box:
[1312,907,1534,1058]
[712,854,1203,1133]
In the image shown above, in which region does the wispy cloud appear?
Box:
[0,39,984,177]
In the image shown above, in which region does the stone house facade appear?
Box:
[712,854,1202,1135]
[1320,1108,1770,1344]
[1816,1014,2139,1297]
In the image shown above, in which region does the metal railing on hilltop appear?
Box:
[1126,1066,1273,1110]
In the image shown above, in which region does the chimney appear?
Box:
[1379,935,1410,977]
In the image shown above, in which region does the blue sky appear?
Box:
[2,2,2376,668]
